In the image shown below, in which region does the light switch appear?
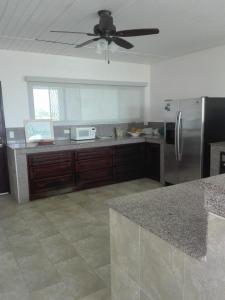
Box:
[9,131,15,138]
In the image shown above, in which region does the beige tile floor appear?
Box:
[0,178,162,300]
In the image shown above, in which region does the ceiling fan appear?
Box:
[36,10,159,62]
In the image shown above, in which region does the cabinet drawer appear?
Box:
[29,162,73,180]
[76,147,113,161]
[28,151,73,166]
[30,174,74,194]
[76,158,112,172]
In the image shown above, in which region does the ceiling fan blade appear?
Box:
[50,30,96,36]
[35,39,76,46]
[75,38,100,48]
[112,37,133,49]
[115,28,159,37]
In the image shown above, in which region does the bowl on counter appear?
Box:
[127,131,142,137]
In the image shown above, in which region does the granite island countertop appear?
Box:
[108,174,225,259]
[210,141,225,148]
[210,141,225,176]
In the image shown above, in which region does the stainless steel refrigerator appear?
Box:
[164,97,225,185]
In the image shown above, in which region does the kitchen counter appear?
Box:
[7,135,163,153]
[108,173,225,259]
[109,174,225,299]
[210,141,225,176]
[7,136,164,203]
[210,141,225,148]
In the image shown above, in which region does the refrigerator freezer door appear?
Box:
[164,100,179,184]
[178,98,203,183]
[164,99,178,122]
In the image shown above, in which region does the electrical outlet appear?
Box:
[9,131,15,139]
[64,129,70,134]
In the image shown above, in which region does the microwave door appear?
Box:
[79,129,89,139]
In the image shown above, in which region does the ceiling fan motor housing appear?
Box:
[94,10,116,36]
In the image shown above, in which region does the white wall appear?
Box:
[0,50,150,127]
[150,44,225,121]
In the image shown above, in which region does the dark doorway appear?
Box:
[0,82,9,194]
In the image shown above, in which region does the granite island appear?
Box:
[108,174,225,300]
[210,141,225,176]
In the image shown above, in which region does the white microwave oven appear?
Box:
[71,127,96,141]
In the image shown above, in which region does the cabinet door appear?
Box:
[29,175,74,200]
[29,160,73,180]
[76,147,112,161]
[114,164,144,182]
[76,147,113,189]
[28,151,73,166]
[76,157,112,172]
[28,151,75,200]
[146,143,160,181]
[76,168,113,189]
[114,143,145,181]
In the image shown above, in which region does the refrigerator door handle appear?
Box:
[177,111,182,161]
[175,112,179,161]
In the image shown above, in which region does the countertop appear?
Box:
[210,141,225,148]
[7,135,164,154]
[108,174,225,259]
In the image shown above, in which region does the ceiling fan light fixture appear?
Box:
[109,41,119,53]
[96,38,108,54]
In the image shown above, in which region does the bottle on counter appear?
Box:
[114,127,124,138]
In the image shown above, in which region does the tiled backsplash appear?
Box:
[6,122,164,143]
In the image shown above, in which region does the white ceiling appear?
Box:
[1,0,225,64]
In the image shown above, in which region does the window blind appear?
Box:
[28,81,145,124]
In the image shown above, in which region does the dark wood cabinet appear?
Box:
[145,143,160,181]
[75,147,113,189]
[27,142,161,200]
[114,143,145,182]
[76,147,112,161]
[28,151,74,200]
[29,175,74,196]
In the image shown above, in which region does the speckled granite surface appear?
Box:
[210,141,225,148]
[210,141,225,176]
[108,174,225,259]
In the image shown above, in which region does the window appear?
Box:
[28,81,145,124]
[31,86,64,121]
